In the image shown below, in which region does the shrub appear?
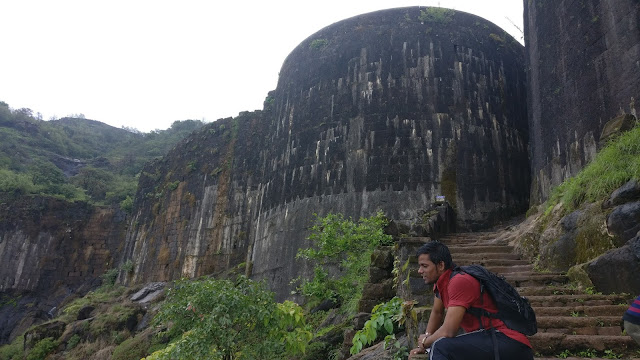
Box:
[26,337,58,360]
[296,211,393,312]
[309,39,328,50]
[145,276,312,360]
[418,8,455,24]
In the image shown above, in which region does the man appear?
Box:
[623,294,640,345]
[408,241,533,359]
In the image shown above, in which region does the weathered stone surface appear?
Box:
[607,201,640,244]
[76,305,95,321]
[525,0,640,204]
[540,210,581,271]
[0,195,126,344]
[600,114,637,146]
[130,282,166,304]
[24,320,66,350]
[121,7,529,302]
[603,179,640,209]
[370,247,394,270]
[586,235,640,295]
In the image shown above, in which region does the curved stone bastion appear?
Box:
[121,7,530,300]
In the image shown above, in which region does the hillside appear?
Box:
[0,101,205,207]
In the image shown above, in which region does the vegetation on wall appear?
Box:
[544,123,640,216]
[295,211,393,313]
[418,7,455,24]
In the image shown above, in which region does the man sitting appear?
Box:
[408,241,533,359]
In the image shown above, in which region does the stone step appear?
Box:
[457,258,532,267]
[533,304,628,317]
[518,286,587,297]
[530,333,640,356]
[453,252,524,261]
[537,315,623,330]
[527,294,631,307]
[503,273,568,287]
[448,245,516,254]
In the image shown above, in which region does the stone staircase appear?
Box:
[437,231,640,360]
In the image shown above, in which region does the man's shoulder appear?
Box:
[448,271,480,291]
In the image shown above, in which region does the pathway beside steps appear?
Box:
[423,231,640,360]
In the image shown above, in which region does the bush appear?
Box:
[0,335,24,360]
[26,337,58,360]
[145,276,312,360]
[296,211,393,312]
[112,334,151,360]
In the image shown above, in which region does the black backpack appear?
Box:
[452,264,538,336]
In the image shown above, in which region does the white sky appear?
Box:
[0,1,523,132]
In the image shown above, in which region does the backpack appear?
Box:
[451,264,538,336]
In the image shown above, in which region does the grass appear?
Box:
[544,124,640,215]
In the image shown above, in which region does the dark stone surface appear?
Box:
[603,180,640,209]
[599,114,637,146]
[586,235,640,295]
[76,305,95,321]
[607,201,640,244]
[121,7,529,302]
[0,195,126,345]
[524,0,640,204]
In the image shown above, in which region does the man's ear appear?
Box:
[437,261,446,272]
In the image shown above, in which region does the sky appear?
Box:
[0,1,524,133]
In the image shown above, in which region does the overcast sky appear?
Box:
[0,1,524,132]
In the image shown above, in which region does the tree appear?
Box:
[145,276,311,360]
[296,211,393,311]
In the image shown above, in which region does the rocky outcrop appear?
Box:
[524,0,640,204]
[121,7,530,301]
[0,195,126,344]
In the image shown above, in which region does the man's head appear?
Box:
[416,241,454,284]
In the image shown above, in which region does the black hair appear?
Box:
[416,241,454,270]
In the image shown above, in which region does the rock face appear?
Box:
[524,0,640,204]
[121,7,529,301]
[0,195,126,344]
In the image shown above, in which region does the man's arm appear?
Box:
[410,296,451,357]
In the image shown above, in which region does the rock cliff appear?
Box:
[524,0,640,203]
[120,7,530,301]
[0,195,126,344]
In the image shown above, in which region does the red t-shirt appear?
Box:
[434,268,531,348]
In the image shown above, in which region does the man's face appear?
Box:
[417,253,445,285]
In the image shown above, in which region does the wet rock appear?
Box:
[586,235,640,295]
[607,201,640,244]
[603,180,640,209]
[131,282,165,304]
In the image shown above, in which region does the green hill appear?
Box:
[0,101,206,209]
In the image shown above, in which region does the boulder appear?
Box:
[586,234,640,295]
[603,179,640,209]
[599,114,637,147]
[606,201,640,245]
[130,282,166,304]
[540,211,580,271]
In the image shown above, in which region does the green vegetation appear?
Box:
[418,8,455,24]
[544,124,640,215]
[146,276,312,360]
[350,297,410,359]
[26,337,58,360]
[309,38,329,50]
[0,100,205,209]
[295,211,393,312]
[0,335,24,360]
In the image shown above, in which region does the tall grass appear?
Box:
[545,124,640,213]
